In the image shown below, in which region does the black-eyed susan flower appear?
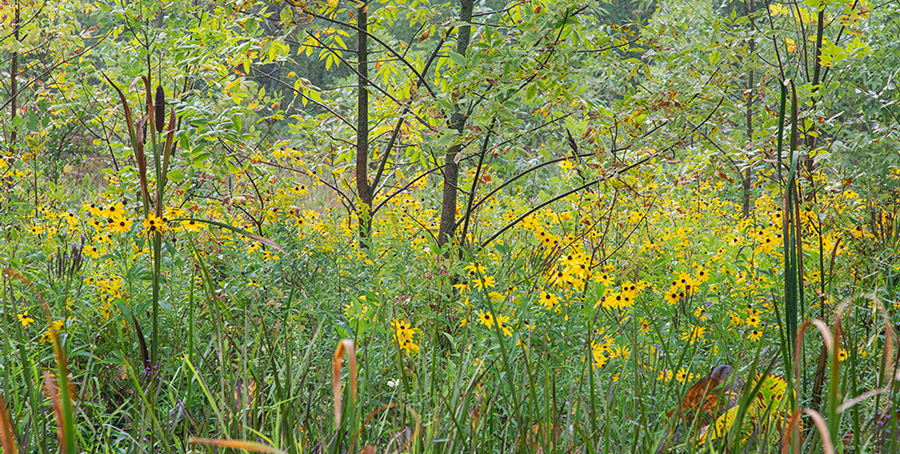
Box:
[84,244,100,259]
[494,313,514,337]
[658,369,673,382]
[681,325,706,345]
[746,310,761,327]
[664,289,680,306]
[180,219,203,232]
[596,271,612,286]
[40,320,65,344]
[639,318,652,333]
[18,311,35,327]
[539,291,559,311]
[86,203,105,217]
[591,340,612,368]
[475,310,494,328]
[693,305,708,321]
[142,214,166,235]
[105,202,124,218]
[391,319,420,354]
[110,217,133,234]
[88,217,104,231]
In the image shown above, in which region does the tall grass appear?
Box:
[1,80,898,454]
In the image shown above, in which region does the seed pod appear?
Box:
[154,85,165,133]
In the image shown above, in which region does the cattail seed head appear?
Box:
[154,85,165,133]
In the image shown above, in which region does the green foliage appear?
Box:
[1,0,899,452]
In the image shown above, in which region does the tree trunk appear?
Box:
[355,2,372,246]
[742,68,753,218]
[741,0,755,218]
[803,8,826,178]
[436,0,474,248]
[9,0,19,156]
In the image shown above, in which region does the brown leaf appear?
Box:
[43,371,66,447]
[668,365,741,425]
[233,378,257,412]
[524,423,562,454]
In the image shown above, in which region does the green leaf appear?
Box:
[448,51,467,67]
[167,169,186,183]
[525,83,537,102]
[434,128,459,149]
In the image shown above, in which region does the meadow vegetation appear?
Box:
[1,0,899,452]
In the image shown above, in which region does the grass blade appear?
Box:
[332,339,358,430]
[189,437,287,454]
[176,218,284,252]
[0,393,18,454]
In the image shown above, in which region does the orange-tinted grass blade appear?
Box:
[332,339,358,429]
[872,296,897,385]
[0,393,18,454]
[781,408,833,454]
[43,371,66,448]
[2,268,50,320]
[4,266,76,453]
[189,437,287,454]
[245,234,284,253]
[793,319,835,394]
[49,328,78,454]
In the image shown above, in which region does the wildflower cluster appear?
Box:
[391,319,420,354]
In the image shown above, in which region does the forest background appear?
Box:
[1,0,899,452]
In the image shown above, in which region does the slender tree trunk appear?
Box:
[803,8,826,177]
[742,68,754,218]
[355,2,372,246]
[741,0,755,218]
[742,0,755,218]
[9,0,19,156]
[436,0,474,248]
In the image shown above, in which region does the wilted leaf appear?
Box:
[696,373,791,445]
[668,365,741,426]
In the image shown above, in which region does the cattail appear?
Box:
[155,85,165,133]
